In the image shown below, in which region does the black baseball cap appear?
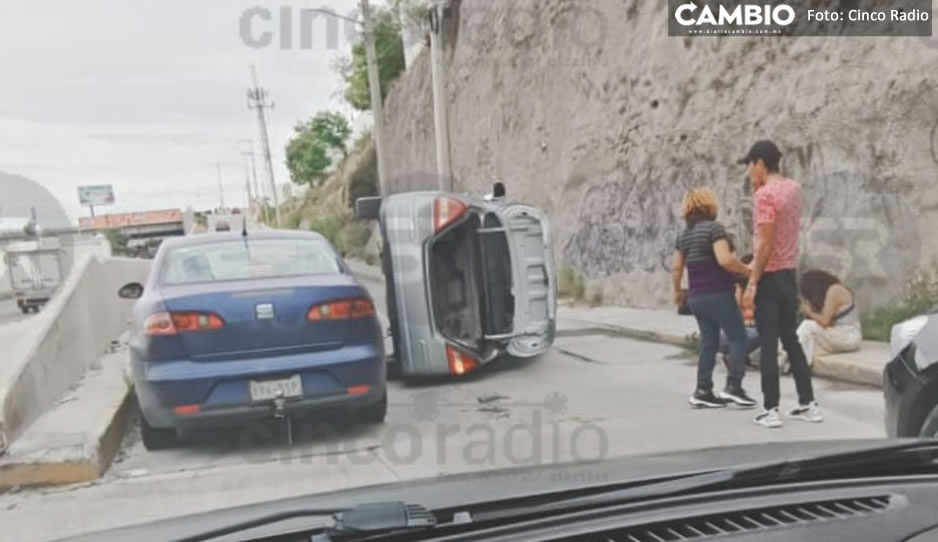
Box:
[737,140,782,166]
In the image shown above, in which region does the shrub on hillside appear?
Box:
[863,263,938,341]
[347,146,378,208]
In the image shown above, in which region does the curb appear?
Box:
[0,386,132,489]
[588,323,698,349]
[813,356,883,388]
[563,318,883,389]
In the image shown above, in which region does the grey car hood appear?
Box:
[55,439,900,542]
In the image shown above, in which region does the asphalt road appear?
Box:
[0,297,26,325]
[0,273,888,542]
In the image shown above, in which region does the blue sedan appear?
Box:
[118,230,386,450]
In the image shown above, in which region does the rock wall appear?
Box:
[382,0,938,309]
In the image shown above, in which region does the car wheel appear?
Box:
[356,392,388,425]
[140,413,179,451]
[386,354,402,381]
[919,402,938,438]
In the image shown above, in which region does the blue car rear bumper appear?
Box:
[133,344,386,429]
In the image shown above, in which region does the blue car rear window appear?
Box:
[161,239,340,285]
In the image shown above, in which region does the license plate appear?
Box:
[249,375,303,402]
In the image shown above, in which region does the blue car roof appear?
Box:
[159,229,329,250]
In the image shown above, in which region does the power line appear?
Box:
[247,65,282,227]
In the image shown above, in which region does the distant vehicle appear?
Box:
[355,185,556,378]
[215,221,231,232]
[884,306,938,437]
[117,230,386,450]
[4,238,66,313]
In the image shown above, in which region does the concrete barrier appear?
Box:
[0,255,150,450]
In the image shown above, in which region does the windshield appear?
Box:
[161,239,341,285]
[1,1,935,541]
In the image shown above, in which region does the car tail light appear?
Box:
[144,312,224,335]
[307,298,375,321]
[433,197,468,232]
[173,404,201,415]
[447,345,479,375]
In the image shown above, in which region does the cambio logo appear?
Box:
[675,2,796,26]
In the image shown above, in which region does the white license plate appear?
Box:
[249,375,303,402]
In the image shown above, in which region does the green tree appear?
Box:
[104,229,129,255]
[336,7,406,111]
[310,111,352,158]
[285,111,353,185]
[285,126,331,186]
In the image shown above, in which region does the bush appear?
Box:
[558,266,586,302]
[307,214,345,250]
[337,220,372,257]
[862,264,938,341]
[347,145,378,208]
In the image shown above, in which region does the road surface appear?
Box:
[0,272,887,542]
[0,297,26,325]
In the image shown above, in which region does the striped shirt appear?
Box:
[675,220,735,297]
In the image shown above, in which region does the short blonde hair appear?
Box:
[681,187,719,223]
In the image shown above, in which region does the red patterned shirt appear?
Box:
[753,175,802,272]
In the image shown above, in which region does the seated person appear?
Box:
[719,253,760,367]
[791,269,862,372]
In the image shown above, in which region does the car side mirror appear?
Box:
[355,197,382,220]
[118,282,144,299]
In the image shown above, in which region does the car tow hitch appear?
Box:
[272,390,294,445]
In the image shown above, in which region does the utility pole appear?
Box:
[240,139,262,203]
[361,0,390,195]
[247,66,281,227]
[243,159,254,214]
[216,163,226,210]
[428,0,452,191]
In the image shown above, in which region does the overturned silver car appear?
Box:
[356,187,556,377]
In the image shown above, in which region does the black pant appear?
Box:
[755,270,815,410]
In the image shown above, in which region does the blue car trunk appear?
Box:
[155,274,376,362]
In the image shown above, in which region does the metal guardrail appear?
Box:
[0,228,81,242]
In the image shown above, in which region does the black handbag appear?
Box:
[677,289,692,315]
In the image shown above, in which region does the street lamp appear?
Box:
[308,2,389,196]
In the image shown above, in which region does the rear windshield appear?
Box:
[160,238,341,285]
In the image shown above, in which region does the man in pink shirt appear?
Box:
[738,140,823,428]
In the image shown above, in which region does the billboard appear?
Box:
[77,185,115,206]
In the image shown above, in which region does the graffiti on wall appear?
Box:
[561,143,923,309]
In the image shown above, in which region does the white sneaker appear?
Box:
[787,401,824,423]
[754,408,783,428]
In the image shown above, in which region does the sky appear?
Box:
[0,0,381,223]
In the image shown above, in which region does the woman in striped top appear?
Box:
[672,188,757,409]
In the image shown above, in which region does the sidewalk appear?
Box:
[559,303,889,388]
[0,339,132,488]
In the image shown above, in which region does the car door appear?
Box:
[495,204,556,357]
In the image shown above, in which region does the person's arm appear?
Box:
[743,191,776,309]
[713,239,751,276]
[804,285,849,328]
[748,222,775,290]
[672,249,686,305]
